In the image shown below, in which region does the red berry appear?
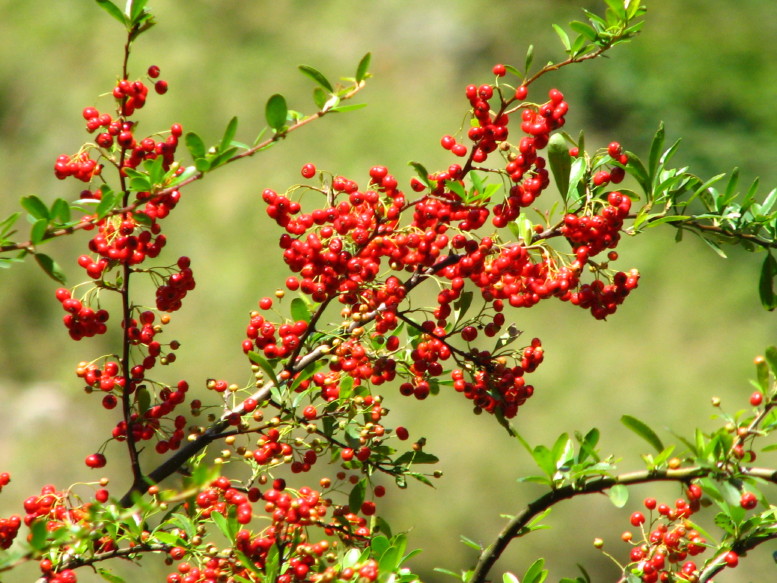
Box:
[85,453,106,468]
[740,491,757,509]
[630,511,646,527]
[515,85,528,100]
[259,297,273,310]
[154,80,168,95]
[750,391,763,406]
[82,107,99,120]
[147,65,161,79]
[360,501,376,515]
[607,141,622,158]
[300,163,316,179]
[724,551,738,568]
[395,426,409,440]
[644,498,657,510]
[492,64,506,77]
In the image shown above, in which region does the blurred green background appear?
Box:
[1,0,777,581]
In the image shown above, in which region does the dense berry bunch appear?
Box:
[616,487,739,583]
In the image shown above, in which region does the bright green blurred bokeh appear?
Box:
[1,1,777,581]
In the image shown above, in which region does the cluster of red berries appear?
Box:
[156,257,196,312]
[561,191,631,259]
[194,476,256,524]
[590,141,630,186]
[83,215,167,274]
[569,269,640,320]
[618,486,741,582]
[166,478,377,583]
[53,152,102,182]
[0,474,19,550]
[0,513,20,550]
[241,301,309,358]
[54,288,109,340]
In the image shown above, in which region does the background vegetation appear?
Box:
[1,1,776,580]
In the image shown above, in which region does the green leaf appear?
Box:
[356,52,371,83]
[531,445,557,479]
[523,558,547,583]
[95,0,128,26]
[460,535,482,551]
[604,0,627,19]
[28,519,48,550]
[34,253,66,284]
[408,161,432,188]
[349,479,367,513]
[759,253,777,311]
[394,451,439,466]
[21,195,50,220]
[299,65,334,93]
[764,346,777,376]
[98,568,127,583]
[330,102,368,113]
[552,24,571,52]
[211,510,235,541]
[648,123,665,181]
[129,0,148,22]
[446,180,466,199]
[290,297,311,323]
[0,211,21,237]
[248,351,279,386]
[30,218,48,245]
[608,484,629,508]
[569,21,598,41]
[50,198,71,224]
[621,415,664,453]
[548,133,571,198]
[136,385,151,415]
[697,234,728,259]
[220,116,239,153]
[524,44,534,75]
[567,157,587,204]
[265,93,288,132]
[185,132,206,160]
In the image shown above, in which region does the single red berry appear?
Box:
[515,85,528,100]
[750,391,763,406]
[82,106,99,120]
[440,135,456,150]
[630,511,646,527]
[154,80,169,95]
[724,551,739,568]
[147,65,161,79]
[492,64,506,77]
[361,501,376,515]
[300,163,316,179]
[374,485,386,497]
[302,405,317,420]
[644,498,657,510]
[740,491,758,509]
[95,489,109,503]
[85,453,106,469]
[607,141,622,158]
[395,426,409,440]
[259,297,273,310]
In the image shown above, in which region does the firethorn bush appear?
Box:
[1,1,777,582]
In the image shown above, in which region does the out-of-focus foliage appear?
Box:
[1,1,776,581]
